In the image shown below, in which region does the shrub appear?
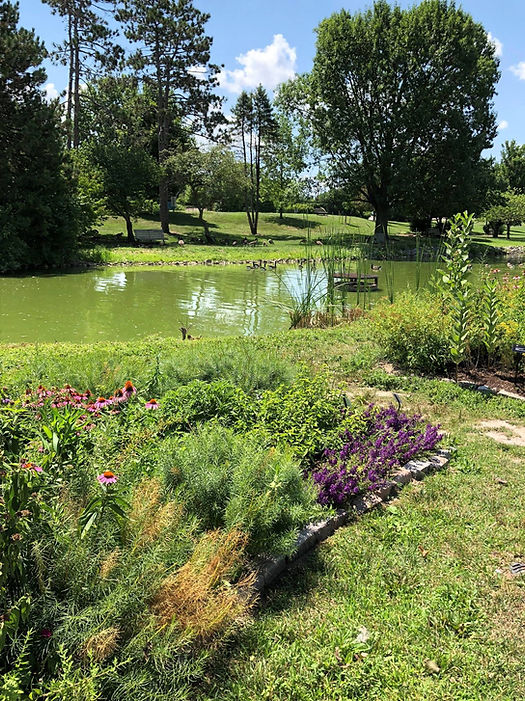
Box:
[371,292,451,373]
[158,345,295,395]
[160,379,255,431]
[162,425,321,555]
[257,373,342,460]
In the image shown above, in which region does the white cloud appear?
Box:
[511,62,525,80]
[487,32,503,58]
[219,34,296,93]
[498,120,509,131]
[44,82,59,101]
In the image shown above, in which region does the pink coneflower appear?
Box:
[94,396,111,409]
[112,388,125,403]
[145,398,159,410]
[97,470,118,485]
[22,461,42,473]
[122,381,137,399]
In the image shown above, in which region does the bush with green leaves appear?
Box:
[160,379,256,431]
[256,372,342,460]
[371,292,451,374]
[162,424,322,555]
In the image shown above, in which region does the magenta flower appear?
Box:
[145,398,159,410]
[97,470,118,485]
[94,396,111,410]
[41,628,52,639]
[122,381,137,399]
[22,461,42,473]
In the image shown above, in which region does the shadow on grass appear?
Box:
[194,547,330,696]
[138,211,220,231]
[265,214,322,230]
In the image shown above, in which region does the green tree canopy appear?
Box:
[0,1,82,271]
[484,190,525,239]
[500,140,525,194]
[232,85,277,236]
[116,0,223,235]
[290,0,499,241]
[78,76,159,242]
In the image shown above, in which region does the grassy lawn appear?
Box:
[90,212,417,265]
[83,211,525,265]
[1,326,524,699]
[200,368,525,700]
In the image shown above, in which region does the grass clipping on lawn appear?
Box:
[151,529,254,642]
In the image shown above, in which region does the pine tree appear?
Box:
[116,0,222,234]
[0,1,80,271]
[42,0,122,149]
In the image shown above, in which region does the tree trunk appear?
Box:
[279,207,283,219]
[66,12,73,150]
[124,215,135,244]
[158,111,170,234]
[159,176,170,234]
[507,223,511,239]
[72,14,80,149]
[374,204,389,243]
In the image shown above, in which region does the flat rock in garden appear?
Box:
[479,420,525,447]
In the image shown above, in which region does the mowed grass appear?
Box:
[91,211,414,264]
[85,210,525,265]
[1,327,524,699]
[200,385,525,701]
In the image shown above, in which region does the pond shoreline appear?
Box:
[74,242,525,271]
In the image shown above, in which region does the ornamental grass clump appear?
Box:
[312,405,443,507]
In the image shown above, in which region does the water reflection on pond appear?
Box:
[0,261,481,344]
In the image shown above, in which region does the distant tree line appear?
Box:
[2,0,525,271]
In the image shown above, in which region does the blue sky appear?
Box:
[19,0,525,156]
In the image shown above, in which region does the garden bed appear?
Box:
[0,358,443,697]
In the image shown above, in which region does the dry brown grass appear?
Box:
[99,548,120,580]
[150,529,254,642]
[128,477,183,550]
[80,627,120,662]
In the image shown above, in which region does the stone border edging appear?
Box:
[454,380,525,402]
[253,448,452,592]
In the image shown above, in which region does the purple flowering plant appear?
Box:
[312,404,443,507]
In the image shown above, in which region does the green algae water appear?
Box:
[0,261,490,344]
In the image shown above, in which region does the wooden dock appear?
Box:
[333,273,378,290]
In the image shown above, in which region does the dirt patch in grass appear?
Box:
[479,420,525,447]
[457,368,525,396]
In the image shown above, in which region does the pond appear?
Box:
[0,261,492,344]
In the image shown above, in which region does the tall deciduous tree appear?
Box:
[500,140,525,194]
[0,1,81,271]
[233,85,277,236]
[262,110,308,219]
[296,0,499,242]
[42,0,121,149]
[166,146,244,241]
[116,0,222,235]
[79,76,158,242]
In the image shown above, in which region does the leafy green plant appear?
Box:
[257,373,341,460]
[38,406,87,470]
[160,379,256,431]
[79,472,129,539]
[480,276,500,366]
[436,212,474,378]
[162,424,322,555]
[371,292,451,373]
